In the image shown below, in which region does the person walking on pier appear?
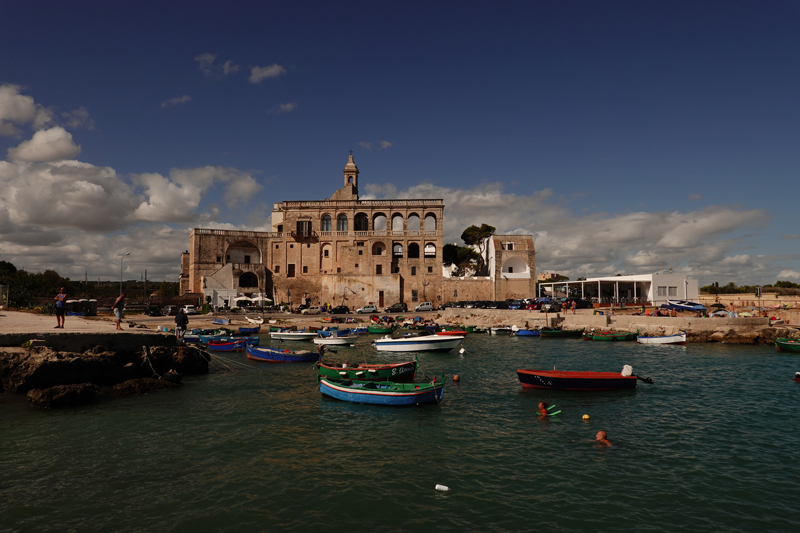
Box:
[54,287,67,328]
[175,307,189,340]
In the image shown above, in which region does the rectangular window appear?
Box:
[337,267,341,273]
[427,266,433,273]
[454,289,458,297]
[411,266,416,276]
[506,243,514,250]
[274,265,280,274]
[307,244,310,248]
[290,244,294,248]
[226,255,230,262]
[324,249,329,257]
[287,264,295,278]
[277,224,283,232]
[275,244,279,249]
[507,266,513,273]
[355,264,359,268]
[657,286,667,296]
[358,250,363,255]
[244,255,251,264]
[356,242,364,246]
[216,256,222,263]
[668,286,678,296]
[296,220,311,236]
[411,290,418,302]
[376,265,382,275]
[302,266,308,274]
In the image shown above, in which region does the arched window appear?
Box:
[408,243,420,258]
[321,214,331,232]
[337,214,348,232]
[424,243,436,257]
[372,242,385,256]
[393,243,404,257]
[408,213,420,231]
[391,214,404,231]
[424,214,437,231]
[354,213,369,231]
[373,213,387,231]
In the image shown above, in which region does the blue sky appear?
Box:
[0,1,798,284]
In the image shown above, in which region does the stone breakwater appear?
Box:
[0,333,208,408]
[440,309,800,345]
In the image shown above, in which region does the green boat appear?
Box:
[316,358,418,382]
[590,331,638,341]
[368,324,393,334]
[539,328,584,338]
[465,325,476,333]
[775,338,800,353]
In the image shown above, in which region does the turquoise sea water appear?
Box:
[2,335,800,532]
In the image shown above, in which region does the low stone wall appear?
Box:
[0,332,178,352]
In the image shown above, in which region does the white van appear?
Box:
[414,302,434,312]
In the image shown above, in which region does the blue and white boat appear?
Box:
[319,375,445,406]
[246,345,320,363]
[663,300,706,312]
[373,332,464,352]
[198,334,260,345]
[270,329,318,341]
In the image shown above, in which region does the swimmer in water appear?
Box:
[595,430,613,446]
[538,401,549,417]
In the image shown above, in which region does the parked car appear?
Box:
[414,302,434,312]
[508,299,525,310]
[329,305,350,315]
[162,305,178,316]
[383,302,408,313]
[144,305,162,317]
[356,305,378,314]
[301,306,322,315]
[182,305,197,315]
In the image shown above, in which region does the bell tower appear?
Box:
[343,152,359,190]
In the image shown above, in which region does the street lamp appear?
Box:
[120,253,130,295]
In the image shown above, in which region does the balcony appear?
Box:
[290,230,318,241]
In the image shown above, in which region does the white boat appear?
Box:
[637,331,687,345]
[374,334,464,352]
[246,316,264,324]
[489,326,513,335]
[270,330,318,341]
[313,335,357,346]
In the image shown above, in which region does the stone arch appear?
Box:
[372,241,385,256]
[424,242,437,257]
[239,272,259,287]
[423,213,437,231]
[225,240,261,264]
[321,214,332,232]
[372,212,387,231]
[407,213,420,231]
[337,213,348,232]
[408,242,420,258]
[502,256,529,276]
[392,243,404,257]
[354,212,369,231]
[391,213,404,232]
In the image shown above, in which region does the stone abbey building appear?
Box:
[181,155,535,308]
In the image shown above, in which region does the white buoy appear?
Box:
[435,484,450,492]
[459,347,465,354]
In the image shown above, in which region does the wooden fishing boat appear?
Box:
[208,339,246,352]
[245,316,264,325]
[313,332,358,346]
[775,338,800,353]
[514,328,540,337]
[368,324,393,334]
[319,374,445,406]
[238,325,261,334]
[246,345,320,363]
[270,329,318,341]
[316,359,418,382]
[590,331,637,342]
[539,328,584,338]
[198,334,260,346]
[489,326,514,335]
[436,329,468,337]
[517,368,652,390]
[637,331,687,345]
[374,332,464,352]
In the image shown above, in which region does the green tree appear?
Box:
[443,243,480,277]
[158,281,180,297]
[461,223,496,275]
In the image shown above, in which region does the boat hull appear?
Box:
[238,325,261,334]
[374,335,464,352]
[316,360,417,382]
[517,369,637,390]
[775,338,800,353]
[539,329,584,338]
[515,329,540,337]
[246,345,320,363]
[368,325,393,334]
[319,378,444,405]
[637,332,687,345]
[199,334,259,346]
[313,336,357,345]
[208,341,245,352]
[270,332,318,341]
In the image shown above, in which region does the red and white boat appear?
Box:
[637,331,686,345]
[517,367,653,390]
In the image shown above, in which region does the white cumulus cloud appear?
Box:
[7,127,81,162]
[0,84,53,136]
[161,95,193,108]
[249,64,286,83]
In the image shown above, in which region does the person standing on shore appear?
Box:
[113,293,126,330]
[571,300,577,314]
[54,287,67,328]
[175,307,189,340]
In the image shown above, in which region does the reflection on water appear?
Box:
[2,336,800,532]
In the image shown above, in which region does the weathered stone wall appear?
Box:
[440,278,493,304]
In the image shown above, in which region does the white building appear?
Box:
[537,273,699,307]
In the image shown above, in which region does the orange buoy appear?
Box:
[453,374,460,382]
